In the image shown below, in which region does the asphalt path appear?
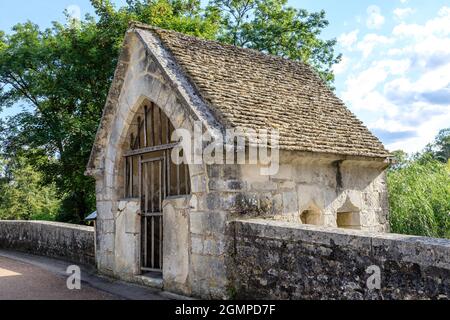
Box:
[0,250,187,300]
[0,255,117,300]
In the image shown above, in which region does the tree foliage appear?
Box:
[424,128,450,163]
[208,0,341,83]
[0,156,60,221]
[0,0,340,223]
[0,19,119,223]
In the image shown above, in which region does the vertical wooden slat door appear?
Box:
[123,102,191,274]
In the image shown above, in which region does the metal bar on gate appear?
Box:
[138,156,142,204]
[144,106,148,148]
[151,216,155,269]
[129,157,133,197]
[124,144,179,157]
[150,162,154,213]
[141,212,162,217]
[144,162,149,215]
[167,150,171,196]
[159,215,163,269]
[141,267,161,273]
[159,107,163,145]
[151,103,156,146]
[140,156,165,164]
[163,156,166,199]
[159,161,162,213]
[166,117,170,145]
[144,216,147,268]
[137,116,141,149]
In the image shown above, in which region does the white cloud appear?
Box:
[400,0,408,3]
[342,64,399,116]
[384,112,450,152]
[366,5,385,29]
[333,56,350,75]
[393,6,450,38]
[356,34,393,57]
[393,7,415,20]
[338,6,450,153]
[338,30,359,50]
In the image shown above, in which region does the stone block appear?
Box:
[282,191,299,215]
[163,200,191,295]
[97,201,114,220]
[191,235,204,254]
[190,211,228,236]
[251,181,278,191]
[204,239,226,256]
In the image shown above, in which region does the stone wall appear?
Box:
[0,221,95,266]
[227,219,450,300]
[236,154,390,232]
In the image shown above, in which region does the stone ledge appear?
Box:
[0,220,94,232]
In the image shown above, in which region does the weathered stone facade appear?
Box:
[227,219,450,300]
[225,154,389,232]
[86,24,392,299]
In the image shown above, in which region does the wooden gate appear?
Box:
[124,102,190,273]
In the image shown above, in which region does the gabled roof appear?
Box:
[87,23,390,174]
[139,24,389,158]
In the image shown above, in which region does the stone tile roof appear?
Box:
[138,25,389,158]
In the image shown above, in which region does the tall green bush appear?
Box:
[388,156,450,238]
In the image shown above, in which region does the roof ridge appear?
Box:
[129,21,317,74]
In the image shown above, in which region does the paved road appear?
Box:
[0,250,186,300]
[0,255,118,300]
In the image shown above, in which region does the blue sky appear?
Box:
[1,0,449,153]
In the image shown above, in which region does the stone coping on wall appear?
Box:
[0,220,94,231]
[0,220,95,266]
[230,218,450,269]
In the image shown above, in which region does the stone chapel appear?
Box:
[86,23,391,298]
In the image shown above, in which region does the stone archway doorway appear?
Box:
[123,101,191,274]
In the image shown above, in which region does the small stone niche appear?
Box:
[336,211,361,230]
[300,205,322,226]
[336,197,362,230]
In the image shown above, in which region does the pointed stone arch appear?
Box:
[85,30,213,290]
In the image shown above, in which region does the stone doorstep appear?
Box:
[135,273,164,290]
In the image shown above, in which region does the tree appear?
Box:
[0,1,222,223]
[425,128,450,163]
[207,0,341,83]
[0,0,340,223]
[0,20,119,223]
[390,150,408,170]
[0,156,60,221]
